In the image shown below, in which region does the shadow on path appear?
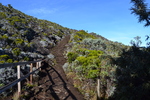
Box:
[41,61,78,100]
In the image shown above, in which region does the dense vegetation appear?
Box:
[0,3,75,97]
[0,2,150,100]
[66,29,150,99]
[131,0,150,27]
[110,46,150,100]
[0,3,76,63]
[65,30,130,99]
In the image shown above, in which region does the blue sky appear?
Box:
[1,0,150,46]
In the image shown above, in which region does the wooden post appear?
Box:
[39,61,41,71]
[36,62,39,69]
[17,65,21,96]
[97,78,101,100]
[30,63,33,84]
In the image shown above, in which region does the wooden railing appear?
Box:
[0,59,44,95]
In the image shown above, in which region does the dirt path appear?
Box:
[29,35,84,100]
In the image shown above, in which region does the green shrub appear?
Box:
[67,52,78,63]
[26,42,33,47]
[7,16,26,24]
[72,30,97,43]
[12,48,21,56]
[0,61,5,64]
[76,48,103,57]
[112,47,150,100]
[68,49,103,79]
[0,12,6,19]
[80,38,128,57]
[24,57,29,61]
[76,55,101,78]
[12,33,18,37]
[0,54,9,60]
[2,34,8,39]
[42,32,48,36]
[15,38,24,45]
[0,83,4,87]
[0,55,10,64]
[6,59,13,63]
[76,56,87,65]
[87,69,99,78]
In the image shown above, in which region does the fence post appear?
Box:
[97,78,101,100]
[36,62,39,69]
[39,61,41,71]
[17,65,21,96]
[30,63,33,84]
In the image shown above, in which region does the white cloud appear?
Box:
[28,8,57,14]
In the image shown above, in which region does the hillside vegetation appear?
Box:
[65,30,150,100]
[0,3,150,100]
[0,3,76,63]
[65,30,129,99]
[0,3,76,97]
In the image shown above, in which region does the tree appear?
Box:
[131,0,150,26]
[111,46,150,100]
[130,36,142,47]
[131,0,150,46]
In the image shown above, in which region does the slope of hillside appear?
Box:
[65,30,129,99]
[0,4,150,100]
[0,3,76,63]
[14,35,84,100]
[0,3,77,98]
[0,4,127,99]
